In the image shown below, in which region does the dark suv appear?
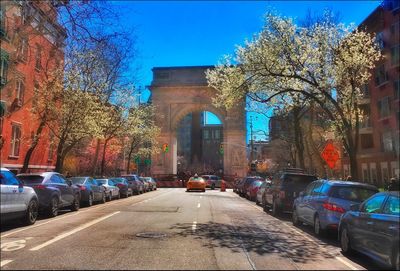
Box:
[262,169,317,216]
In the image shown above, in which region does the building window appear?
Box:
[17,37,28,62]
[203,130,209,140]
[361,134,374,149]
[391,45,399,66]
[376,32,385,50]
[395,80,400,100]
[375,65,388,86]
[381,131,394,152]
[214,129,220,139]
[0,6,6,37]
[15,80,24,105]
[10,123,21,157]
[0,49,9,86]
[377,97,391,118]
[35,44,42,71]
[361,84,369,97]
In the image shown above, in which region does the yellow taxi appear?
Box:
[186,175,206,192]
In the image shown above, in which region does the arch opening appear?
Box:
[175,110,224,176]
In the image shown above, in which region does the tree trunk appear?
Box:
[293,108,305,169]
[126,146,134,174]
[100,138,110,177]
[21,120,46,173]
[91,138,101,176]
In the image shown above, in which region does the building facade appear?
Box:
[0,1,65,173]
[342,3,399,186]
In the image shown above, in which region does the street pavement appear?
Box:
[0,188,383,270]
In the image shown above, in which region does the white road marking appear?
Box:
[197,203,201,208]
[0,260,13,267]
[1,239,28,251]
[30,211,120,251]
[200,196,203,199]
[192,221,197,232]
[335,256,359,270]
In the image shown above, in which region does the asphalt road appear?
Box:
[0,188,384,270]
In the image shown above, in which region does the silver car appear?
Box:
[1,168,39,225]
[96,179,120,200]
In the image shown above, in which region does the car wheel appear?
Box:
[314,214,325,236]
[292,208,301,226]
[211,184,215,190]
[117,192,121,199]
[262,198,269,212]
[340,226,354,255]
[70,194,80,211]
[272,200,280,217]
[48,196,59,217]
[202,189,206,192]
[23,199,39,225]
[186,189,189,192]
[101,192,106,204]
[108,192,112,201]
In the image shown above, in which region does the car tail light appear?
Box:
[33,184,46,190]
[79,186,86,191]
[279,191,285,199]
[323,202,345,213]
[116,183,124,188]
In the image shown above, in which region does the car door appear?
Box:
[307,181,325,223]
[54,174,73,206]
[352,194,387,252]
[297,182,316,223]
[0,170,23,213]
[89,178,102,201]
[371,194,399,264]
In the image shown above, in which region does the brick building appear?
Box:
[342,3,399,186]
[0,1,65,173]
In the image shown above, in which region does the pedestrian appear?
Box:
[346,175,352,181]
[387,177,399,191]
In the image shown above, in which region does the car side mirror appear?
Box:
[350,203,360,212]
[299,191,304,197]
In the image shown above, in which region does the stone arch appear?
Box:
[149,66,247,179]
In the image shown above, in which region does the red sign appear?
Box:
[321,142,340,169]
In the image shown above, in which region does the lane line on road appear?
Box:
[192,221,197,232]
[1,189,172,238]
[130,190,173,206]
[30,211,120,251]
[197,203,201,208]
[0,260,13,267]
[335,256,359,270]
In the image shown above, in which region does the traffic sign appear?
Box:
[162,143,169,153]
[321,142,340,169]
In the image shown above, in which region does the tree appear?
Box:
[206,12,380,180]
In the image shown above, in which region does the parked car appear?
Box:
[17,172,80,217]
[202,175,223,190]
[187,175,206,192]
[110,178,133,197]
[121,175,145,194]
[1,168,39,225]
[256,181,272,205]
[292,180,378,235]
[239,176,264,197]
[144,177,157,190]
[96,178,120,200]
[339,191,400,270]
[234,178,245,194]
[246,179,265,201]
[141,177,156,191]
[262,169,317,216]
[69,177,106,206]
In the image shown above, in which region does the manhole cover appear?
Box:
[136,232,167,238]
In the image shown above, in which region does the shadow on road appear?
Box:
[170,220,336,264]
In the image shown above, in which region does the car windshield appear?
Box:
[253,181,263,187]
[96,179,108,185]
[17,175,44,184]
[112,178,125,183]
[330,186,378,202]
[70,177,87,184]
[190,177,204,182]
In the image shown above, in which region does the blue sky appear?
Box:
[115,1,380,141]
